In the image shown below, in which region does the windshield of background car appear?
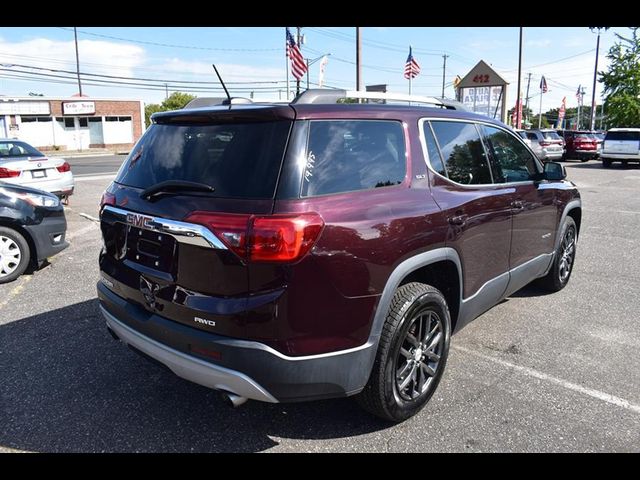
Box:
[0,141,44,157]
[605,131,640,141]
[542,131,562,141]
[115,121,292,199]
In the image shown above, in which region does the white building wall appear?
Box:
[103,117,133,144]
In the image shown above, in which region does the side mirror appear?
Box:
[543,162,566,181]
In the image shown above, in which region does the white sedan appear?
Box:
[0,138,74,199]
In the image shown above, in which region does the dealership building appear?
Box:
[0,97,145,151]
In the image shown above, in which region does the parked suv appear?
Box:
[97,90,582,422]
[600,128,640,168]
[519,129,564,162]
[556,130,599,161]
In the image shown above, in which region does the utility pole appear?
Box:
[165,83,168,100]
[516,27,523,128]
[306,59,310,90]
[356,27,362,91]
[73,27,82,97]
[599,103,605,130]
[296,27,302,96]
[524,72,532,125]
[441,54,449,98]
[589,27,606,131]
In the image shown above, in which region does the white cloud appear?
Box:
[158,58,285,82]
[0,37,145,78]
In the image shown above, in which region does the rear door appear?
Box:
[99,109,294,339]
[425,120,512,309]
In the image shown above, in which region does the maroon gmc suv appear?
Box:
[97,90,581,422]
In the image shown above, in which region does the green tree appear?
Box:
[599,27,640,127]
[144,92,196,127]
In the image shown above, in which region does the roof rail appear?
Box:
[183,97,253,109]
[291,89,467,110]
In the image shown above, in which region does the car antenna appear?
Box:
[212,64,231,105]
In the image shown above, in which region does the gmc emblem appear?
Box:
[126,213,153,229]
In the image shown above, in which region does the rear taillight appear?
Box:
[539,141,551,147]
[56,161,71,173]
[100,191,116,208]
[185,211,325,263]
[0,167,20,178]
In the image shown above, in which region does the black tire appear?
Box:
[602,159,612,168]
[356,282,451,422]
[0,227,31,284]
[580,158,589,162]
[536,217,577,292]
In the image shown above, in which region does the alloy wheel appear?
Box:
[395,309,444,401]
[558,226,576,283]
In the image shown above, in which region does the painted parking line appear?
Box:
[453,345,640,415]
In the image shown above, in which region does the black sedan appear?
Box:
[0,182,68,283]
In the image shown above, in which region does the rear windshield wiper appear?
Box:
[140,180,215,201]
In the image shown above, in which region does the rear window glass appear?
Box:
[0,140,43,157]
[542,131,562,140]
[115,121,291,199]
[605,130,640,141]
[301,120,406,197]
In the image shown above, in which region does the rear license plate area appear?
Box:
[31,169,47,178]
[125,226,177,272]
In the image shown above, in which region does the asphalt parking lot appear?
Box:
[1,157,639,452]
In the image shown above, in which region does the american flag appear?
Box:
[404,47,421,80]
[540,75,547,93]
[286,27,307,80]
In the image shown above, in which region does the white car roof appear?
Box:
[608,128,640,132]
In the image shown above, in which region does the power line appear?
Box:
[57,27,281,52]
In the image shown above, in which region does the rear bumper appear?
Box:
[97,281,377,403]
[4,174,74,197]
[24,213,69,261]
[601,153,640,161]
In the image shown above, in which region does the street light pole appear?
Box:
[516,27,523,128]
[589,27,607,130]
[305,54,331,90]
[356,27,362,91]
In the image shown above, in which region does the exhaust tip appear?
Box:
[221,391,248,407]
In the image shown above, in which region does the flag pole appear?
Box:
[538,84,544,129]
[408,45,412,96]
[285,28,290,101]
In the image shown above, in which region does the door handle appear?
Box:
[448,214,468,226]
[511,200,524,210]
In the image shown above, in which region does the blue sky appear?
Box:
[0,27,629,113]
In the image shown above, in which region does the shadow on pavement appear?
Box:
[0,299,390,452]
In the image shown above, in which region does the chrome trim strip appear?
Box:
[214,337,375,362]
[101,306,278,403]
[101,205,227,250]
[417,117,544,189]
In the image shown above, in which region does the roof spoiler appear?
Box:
[183,97,253,109]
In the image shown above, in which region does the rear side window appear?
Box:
[526,132,538,141]
[430,121,492,185]
[115,121,292,199]
[301,120,406,197]
[605,130,640,141]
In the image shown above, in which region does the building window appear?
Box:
[88,117,102,123]
[105,116,118,122]
[118,116,132,122]
[37,116,52,122]
[79,117,88,127]
[64,118,75,128]
[21,117,37,123]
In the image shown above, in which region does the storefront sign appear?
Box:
[0,101,50,115]
[62,101,96,115]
